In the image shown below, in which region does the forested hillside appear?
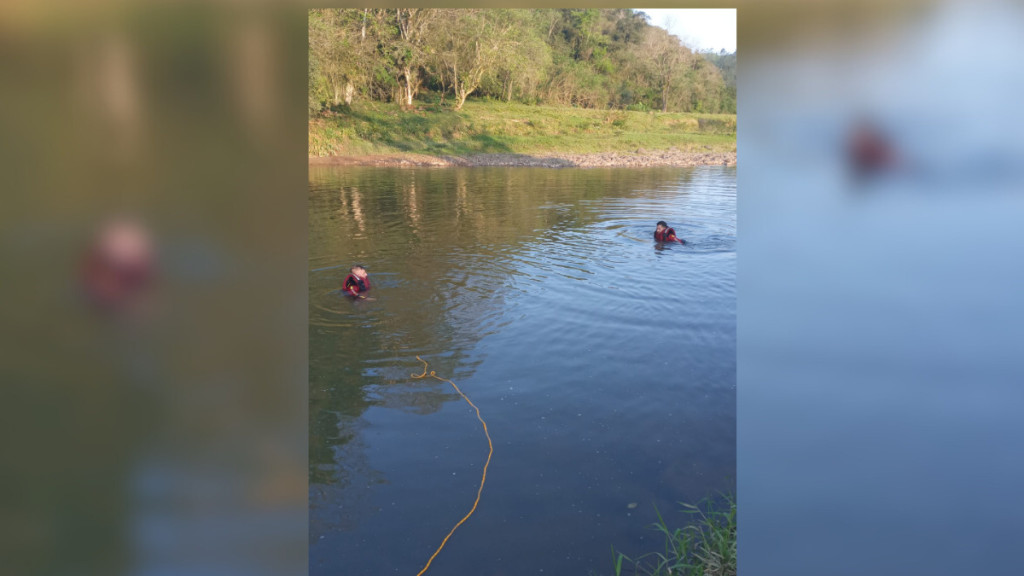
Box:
[309,9,736,115]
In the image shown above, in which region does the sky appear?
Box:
[638,9,737,53]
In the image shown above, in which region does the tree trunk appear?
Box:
[447,60,459,109]
[455,86,467,110]
[455,82,474,110]
[402,67,414,107]
[458,72,482,110]
[344,82,354,105]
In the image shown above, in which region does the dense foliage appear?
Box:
[309,9,735,115]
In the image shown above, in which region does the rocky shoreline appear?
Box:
[309,149,735,168]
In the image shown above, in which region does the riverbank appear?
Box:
[309,100,736,166]
[308,149,735,168]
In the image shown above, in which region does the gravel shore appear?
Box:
[309,149,735,168]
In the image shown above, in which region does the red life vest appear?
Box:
[343,274,370,295]
[654,227,677,242]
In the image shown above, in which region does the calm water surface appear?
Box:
[309,166,735,576]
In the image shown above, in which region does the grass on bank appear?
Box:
[309,97,736,158]
[612,494,736,576]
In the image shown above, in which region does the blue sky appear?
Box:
[638,9,737,53]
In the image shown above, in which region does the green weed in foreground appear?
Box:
[612,494,736,576]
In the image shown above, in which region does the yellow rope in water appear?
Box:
[411,355,493,576]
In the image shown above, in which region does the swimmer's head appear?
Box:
[350,264,367,278]
[656,221,668,232]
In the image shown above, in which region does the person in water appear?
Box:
[847,118,900,177]
[654,221,685,244]
[343,265,371,297]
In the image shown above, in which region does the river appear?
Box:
[309,166,735,575]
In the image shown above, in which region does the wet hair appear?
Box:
[656,221,668,228]
[351,264,365,272]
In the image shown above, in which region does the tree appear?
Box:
[431,10,512,110]
[637,26,691,112]
[609,9,648,46]
[308,46,327,115]
[483,10,551,103]
[306,9,735,113]
[700,49,736,113]
[393,8,437,107]
[308,9,382,108]
[561,8,601,61]
[682,56,726,113]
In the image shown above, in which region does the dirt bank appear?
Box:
[309,149,736,168]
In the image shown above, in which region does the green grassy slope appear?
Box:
[309,99,736,158]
